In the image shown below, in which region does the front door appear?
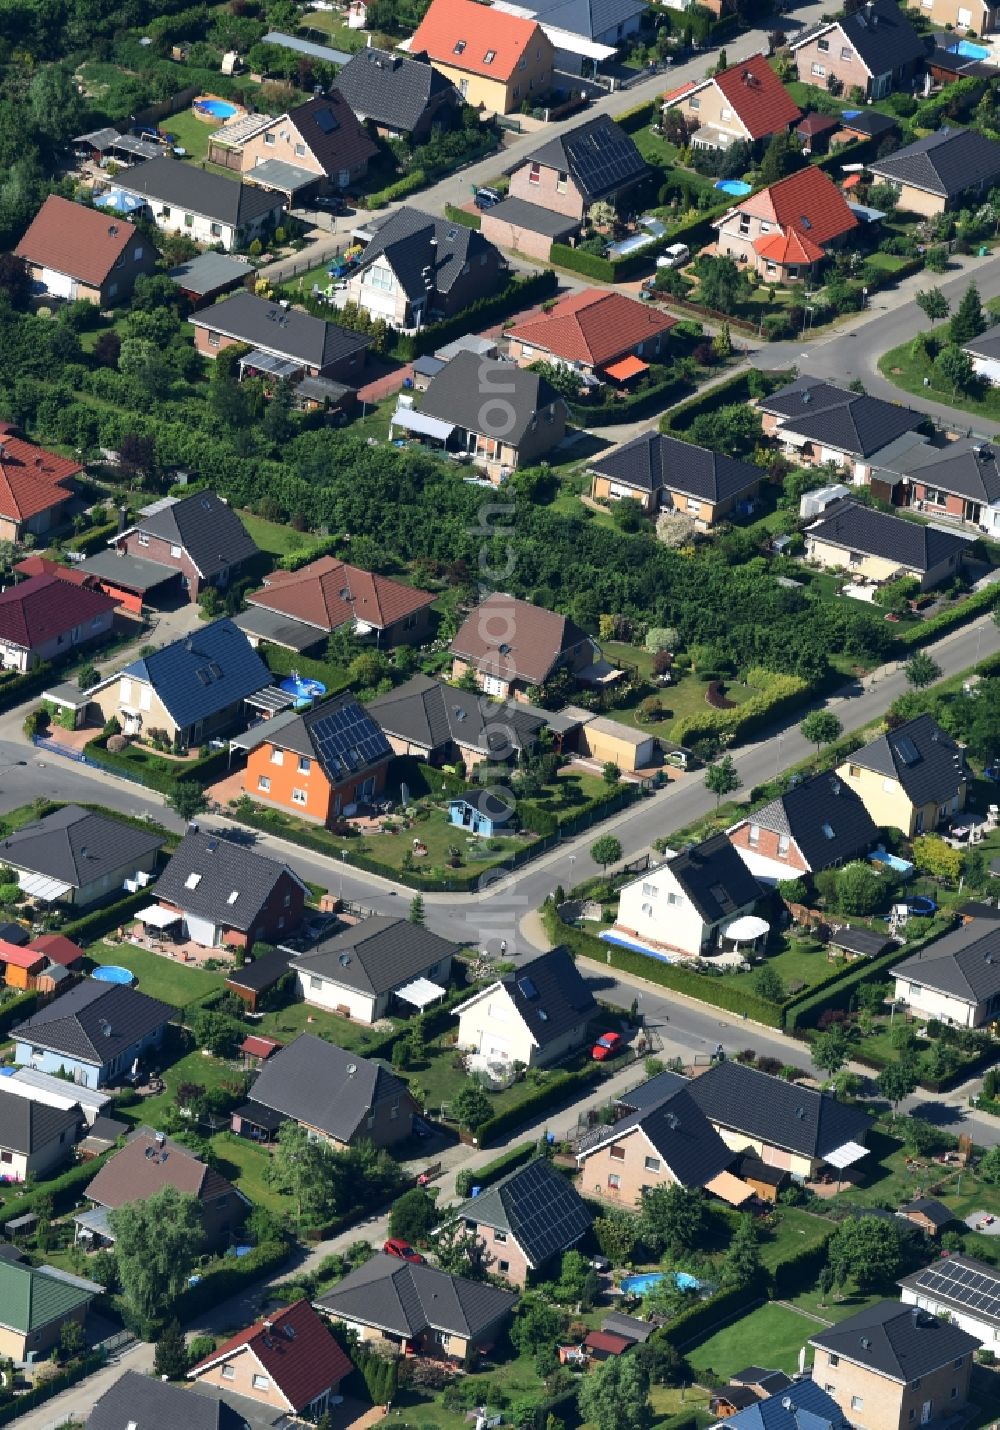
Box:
[921,1401,932,1425]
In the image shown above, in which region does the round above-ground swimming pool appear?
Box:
[91,965,136,986]
[280,674,327,707]
[194,96,239,120]
[620,1271,701,1296]
[906,895,938,917]
[715,179,753,196]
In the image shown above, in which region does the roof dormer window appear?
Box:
[484,48,496,63]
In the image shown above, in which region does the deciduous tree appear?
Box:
[109,1188,202,1322]
[639,1184,706,1256]
[800,709,843,753]
[905,652,943,690]
[590,834,623,871]
[705,753,741,808]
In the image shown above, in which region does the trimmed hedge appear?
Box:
[784,933,940,1032]
[0,988,41,1040]
[473,1066,604,1146]
[83,736,232,795]
[258,641,352,695]
[672,668,810,748]
[0,1352,106,1427]
[771,1228,835,1297]
[276,533,341,571]
[896,583,1000,651]
[615,99,657,134]
[569,373,690,427]
[62,520,118,556]
[445,203,481,230]
[0,663,53,715]
[393,269,557,361]
[659,1284,761,1350]
[664,368,794,433]
[64,887,158,945]
[0,1147,114,1226]
[549,242,616,282]
[457,1142,536,1194]
[542,904,784,1028]
[357,168,427,209]
[171,1237,292,1321]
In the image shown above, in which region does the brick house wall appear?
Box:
[578,1129,675,1209]
[508,162,585,221]
[463,1223,533,1286]
[907,484,968,520]
[479,214,563,261]
[729,820,809,873]
[795,30,876,96]
[115,530,207,600]
[812,1345,973,1430]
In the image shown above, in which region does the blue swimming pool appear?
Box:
[92,965,135,986]
[195,97,238,119]
[948,39,991,59]
[907,895,938,917]
[280,674,326,707]
[869,847,914,876]
[715,179,753,196]
[621,1271,701,1296]
[599,930,680,963]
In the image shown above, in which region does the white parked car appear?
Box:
[657,243,690,269]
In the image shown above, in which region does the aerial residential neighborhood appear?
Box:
[1,0,1000,1427]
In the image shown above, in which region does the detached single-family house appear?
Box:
[225,93,377,201]
[575,1069,752,1209]
[891,920,1000,1027]
[324,48,460,141]
[685,1060,872,1180]
[365,673,547,768]
[759,375,926,483]
[449,591,600,701]
[0,574,115,673]
[507,288,676,382]
[188,1299,353,1419]
[714,165,859,284]
[907,0,999,37]
[191,291,372,383]
[86,1372,250,1430]
[117,156,284,251]
[790,0,926,100]
[711,1382,847,1430]
[0,425,81,545]
[876,433,1000,536]
[111,489,259,602]
[1,1066,108,1125]
[341,207,504,330]
[589,431,765,529]
[448,1156,592,1286]
[0,1092,81,1182]
[804,498,968,590]
[453,945,597,1069]
[0,804,163,910]
[498,0,646,71]
[867,126,1000,215]
[484,116,648,258]
[614,833,763,958]
[90,617,272,747]
[391,351,568,482]
[83,1127,248,1247]
[728,770,879,882]
[149,830,307,951]
[239,1033,417,1150]
[809,1302,979,1430]
[289,915,458,1025]
[314,1252,518,1357]
[963,327,1000,401]
[899,1254,1000,1350]
[237,555,435,653]
[15,195,156,306]
[405,0,554,113]
[0,1259,95,1362]
[13,982,172,1089]
[662,53,801,151]
[837,713,969,836]
[241,695,393,825]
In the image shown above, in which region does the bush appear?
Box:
[171,1239,292,1323]
[672,669,810,747]
[474,1068,603,1145]
[455,1142,537,1196]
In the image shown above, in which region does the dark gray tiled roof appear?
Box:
[86,1371,250,1430]
[731,1369,794,1391]
[120,618,271,730]
[248,1033,410,1141]
[0,1093,80,1154]
[168,251,252,296]
[232,604,321,652]
[964,321,1000,362]
[484,195,580,239]
[665,833,763,926]
[870,126,1000,200]
[686,1061,872,1159]
[154,830,304,934]
[839,109,897,139]
[314,1252,517,1339]
[602,1311,654,1342]
[616,1067,689,1115]
[491,946,596,1050]
[798,0,925,74]
[810,1301,979,1380]
[849,713,968,809]
[366,674,545,759]
[807,499,967,575]
[579,1081,733,1189]
[419,351,566,448]
[120,156,280,226]
[0,805,163,889]
[225,944,295,995]
[713,1381,847,1430]
[284,91,378,177]
[125,490,257,582]
[888,435,1000,505]
[591,432,765,506]
[290,915,458,997]
[13,981,172,1066]
[191,292,371,373]
[746,770,878,872]
[899,1198,955,1229]
[528,0,646,39]
[898,1254,1000,1327]
[334,47,459,133]
[524,115,647,203]
[763,375,925,458]
[827,925,892,958]
[355,207,499,300]
[892,919,1000,1005]
[452,1157,591,1268]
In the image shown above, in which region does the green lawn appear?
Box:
[598,650,758,743]
[211,1131,296,1217]
[86,939,225,1008]
[114,1043,248,1129]
[879,331,1000,427]
[298,12,367,50]
[786,1286,881,1325]
[759,1206,835,1273]
[238,511,313,558]
[254,998,398,1053]
[164,108,223,164]
[686,1301,819,1377]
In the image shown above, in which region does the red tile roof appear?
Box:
[240,1034,282,1059]
[0,574,116,652]
[0,427,80,525]
[14,555,92,585]
[741,164,858,249]
[28,934,84,968]
[249,556,435,633]
[754,228,825,265]
[712,55,801,141]
[15,195,141,288]
[190,1299,352,1413]
[0,940,45,971]
[409,0,545,80]
[585,1330,633,1355]
[508,289,676,368]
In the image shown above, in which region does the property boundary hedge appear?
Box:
[83,735,231,795]
[771,1228,836,1297]
[62,520,118,556]
[615,99,657,134]
[171,1237,293,1322]
[658,1284,761,1350]
[0,1352,106,1426]
[445,204,481,230]
[64,887,156,945]
[783,934,938,1032]
[663,369,794,433]
[569,372,691,426]
[0,1148,114,1227]
[392,269,557,360]
[357,168,427,210]
[472,1065,604,1146]
[0,988,41,1040]
[0,663,53,715]
[458,1142,536,1193]
[896,583,1000,651]
[671,669,810,747]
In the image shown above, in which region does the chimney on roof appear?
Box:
[117,505,128,535]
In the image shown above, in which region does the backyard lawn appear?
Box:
[166,108,223,164]
[254,997,398,1054]
[238,511,316,558]
[114,1043,249,1129]
[211,1131,296,1217]
[686,1300,820,1377]
[599,647,759,743]
[758,1206,835,1274]
[86,939,225,1008]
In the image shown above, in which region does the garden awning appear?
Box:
[705,1170,755,1206]
[136,905,181,929]
[604,356,648,382]
[390,408,455,441]
[825,1141,869,1169]
[395,976,447,1009]
[17,873,72,902]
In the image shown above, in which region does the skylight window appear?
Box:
[484,48,496,63]
[227,890,240,904]
[453,38,466,53]
[800,215,813,230]
[822,823,835,840]
[185,873,202,889]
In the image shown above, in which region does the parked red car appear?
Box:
[591,1032,624,1061]
[383,1238,426,1264]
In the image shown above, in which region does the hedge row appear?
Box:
[0,1147,114,1227]
[896,582,1000,651]
[0,663,54,715]
[63,887,156,945]
[0,1352,106,1427]
[258,641,352,695]
[473,1065,604,1146]
[569,373,691,427]
[658,1284,761,1350]
[445,203,482,230]
[615,99,657,134]
[171,1236,292,1322]
[83,735,232,795]
[784,935,930,1032]
[549,242,616,283]
[663,368,793,433]
[62,520,118,556]
[0,988,41,1040]
[672,668,810,747]
[392,269,558,361]
[771,1227,836,1297]
[540,905,784,1028]
[357,168,427,210]
[276,532,341,572]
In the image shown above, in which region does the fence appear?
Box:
[33,734,148,788]
[131,85,201,131]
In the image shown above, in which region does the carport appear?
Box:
[78,549,181,613]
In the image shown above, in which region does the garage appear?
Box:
[184,914,217,947]
[41,269,75,299]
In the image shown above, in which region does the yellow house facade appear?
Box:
[835,714,968,837]
[406,0,553,114]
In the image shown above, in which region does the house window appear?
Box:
[134,246,144,261]
[689,96,699,110]
[787,266,799,279]
[609,1143,626,1161]
[954,1359,964,1369]
[666,891,683,906]
[221,1364,235,1380]
[404,612,418,630]
[252,1375,270,1391]
[292,788,307,805]
[184,213,194,228]
[778,834,790,856]
[271,748,284,764]
[642,882,657,897]
[484,49,496,63]
[454,39,466,52]
[608,1173,621,1189]
[390,1099,400,1119]
[137,532,149,547]
[265,132,276,145]
[108,282,118,298]
[851,1398,864,1412]
[826,1386,836,1395]
[0,1151,11,1164]
[924,487,945,505]
[459,78,469,97]
[170,544,181,558]
[828,1355,839,1368]
[294,142,305,156]
[529,162,541,185]
[298,756,311,774]
[494,1229,507,1242]
[720,106,732,120]
[498,1259,509,1272]
[840,46,852,59]
[748,824,760,846]
[258,775,271,792]
[644,1156,661,1172]
[738,215,751,236]
[811,63,826,76]
[207,330,221,348]
[817,37,829,51]
[556,170,568,193]
[883,777,896,792]
[766,262,778,276]
[309,975,322,991]
[365,264,393,292]
[848,764,860,777]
